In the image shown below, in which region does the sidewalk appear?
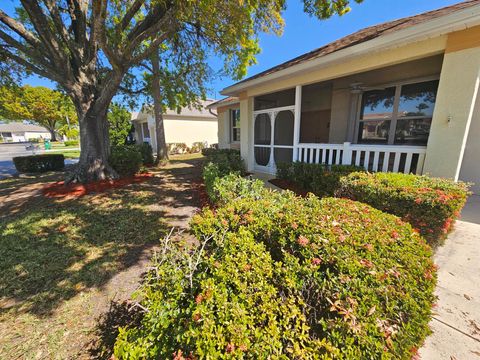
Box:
[419,196,480,359]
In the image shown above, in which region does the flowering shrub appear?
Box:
[114,230,335,359]
[338,172,470,244]
[276,162,364,197]
[190,192,437,359]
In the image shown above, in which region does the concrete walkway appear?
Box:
[419,195,480,359]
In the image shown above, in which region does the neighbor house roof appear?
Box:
[223,0,480,94]
[133,99,217,120]
[206,97,240,109]
[0,122,49,133]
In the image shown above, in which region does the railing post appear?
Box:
[342,142,352,165]
[293,85,302,162]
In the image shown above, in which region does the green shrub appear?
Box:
[167,142,189,154]
[137,142,154,165]
[190,142,206,153]
[338,172,470,244]
[64,140,79,147]
[191,193,437,359]
[202,149,246,200]
[276,162,364,197]
[208,173,266,206]
[13,154,65,173]
[114,230,334,359]
[109,145,142,176]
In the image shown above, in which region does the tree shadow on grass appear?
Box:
[0,157,203,317]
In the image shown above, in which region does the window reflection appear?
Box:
[360,87,396,120]
[358,120,390,144]
[395,118,432,145]
[398,81,438,118]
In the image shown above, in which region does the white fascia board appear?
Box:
[222,5,480,96]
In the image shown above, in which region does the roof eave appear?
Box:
[221,4,480,96]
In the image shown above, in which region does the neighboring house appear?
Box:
[131,99,218,149]
[209,0,480,194]
[0,122,51,142]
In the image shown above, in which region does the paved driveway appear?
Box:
[419,195,480,359]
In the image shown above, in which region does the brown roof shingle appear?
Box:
[232,0,480,87]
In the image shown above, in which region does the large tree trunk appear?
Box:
[66,104,118,183]
[151,52,168,163]
[48,128,57,142]
[65,72,124,183]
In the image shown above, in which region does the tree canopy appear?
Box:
[0,85,76,141]
[108,102,131,146]
[0,0,363,182]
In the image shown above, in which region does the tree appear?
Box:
[108,102,131,146]
[0,0,362,182]
[0,85,76,141]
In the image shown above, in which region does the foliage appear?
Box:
[64,140,79,147]
[167,142,190,155]
[276,162,364,197]
[190,189,436,359]
[202,149,246,198]
[115,177,436,359]
[190,142,207,153]
[13,154,65,173]
[338,172,470,244]
[109,146,143,177]
[108,103,132,146]
[115,228,336,359]
[0,86,76,140]
[137,143,154,165]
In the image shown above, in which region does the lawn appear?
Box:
[0,154,204,358]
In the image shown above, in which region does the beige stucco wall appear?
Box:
[459,93,480,194]
[240,97,254,171]
[138,115,218,149]
[216,105,241,150]
[423,46,480,180]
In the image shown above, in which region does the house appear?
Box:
[131,99,218,149]
[209,0,480,194]
[0,122,51,142]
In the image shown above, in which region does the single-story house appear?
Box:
[208,0,480,194]
[131,99,218,149]
[0,122,51,142]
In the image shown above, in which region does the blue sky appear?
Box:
[4,0,461,104]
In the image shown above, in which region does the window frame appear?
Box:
[355,76,439,145]
[230,108,241,143]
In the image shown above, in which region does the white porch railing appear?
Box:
[296,142,427,174]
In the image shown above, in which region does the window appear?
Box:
[231,109,240,142]
[358,80,439,145]
[142,122,150,139]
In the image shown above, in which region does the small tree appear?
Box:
[0,85,76,141]
[108,103,131,146]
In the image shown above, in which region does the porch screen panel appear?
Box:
[274,148,293,164]
[274,111,294,146]
[300,83,332,143]
[254,113,271,145]
[254,88,295,111]
[394,80,438,145]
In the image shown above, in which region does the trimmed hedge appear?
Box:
[338,172,470,244]
[137,142,154,165]
[114,229,334,359]
[64,140,79,147]
[191,181,436,359]
[277,162,364,197]
[109,145,143,176]
[13,154,65,173]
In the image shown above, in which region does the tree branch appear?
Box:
[119,0,145,31]
[0,10,42,48]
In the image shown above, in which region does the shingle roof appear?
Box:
[233,0,480,87]
[0,122,49,133]
[206,97,240,109]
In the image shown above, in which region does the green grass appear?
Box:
[0,174,172,358]
[61,150,80,158]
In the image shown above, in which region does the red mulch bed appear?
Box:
[268,178,309,197]
[191,180,214,209]
[43,173,154,198]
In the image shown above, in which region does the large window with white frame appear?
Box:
[357,79,439,145]
[230,109,240,143]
